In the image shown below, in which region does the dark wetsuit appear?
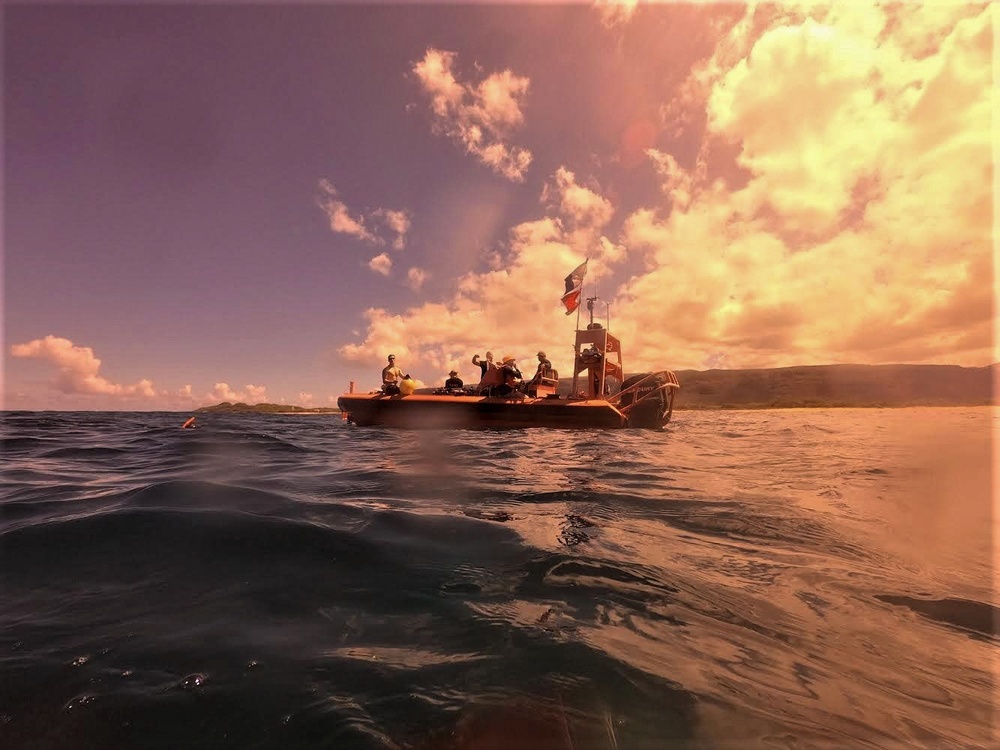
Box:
[496,364,522,397]
[531,357,552,384]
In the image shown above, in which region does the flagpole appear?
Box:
[572,260,584,399]
[575,256,588,331]
[574,283,583,331]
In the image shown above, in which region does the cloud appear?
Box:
[594,0,639,29]
[316,179,377,243]
[539,167,618,260]
[210,383,268,404]
[8,335,282,408]
[316,179,411,248]
[609,2,994,370]
[10,335,160,398]
[657,3,758,141]
[542,167,614,232]
[413,48,533,181]
[407,267,429,291]
[368,252,392,276]
[337,168,624,385]
[374,208,412,250]
[706,16,892,235]
[645,148,696,211]
[342,5,993,380]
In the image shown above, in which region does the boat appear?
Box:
[337,297,680,430]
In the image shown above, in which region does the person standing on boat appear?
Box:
[496,355,523,397]
[445,370,463,389]
[381,354,404,395]
[471,351,495,380]
[473,351,501,394]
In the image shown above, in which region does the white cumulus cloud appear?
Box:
[609,2,995,371]
[337,168,622,388]
[8,336,289,409]
[315,179,377,243]
[210,383,268,404]
[369,253,393,276]
[340,4,994,380]
[316,179,411,249]
[413,48,533,181]
[10,335,161,399]
[407,267,429,291]
[374,208,413,250]
[594,0,639,29]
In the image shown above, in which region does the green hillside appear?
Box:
[671,363,995,409]
[194,402,339,414]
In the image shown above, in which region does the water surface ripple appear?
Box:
[1,408,995,749]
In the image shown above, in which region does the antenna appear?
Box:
[586,295,599,328]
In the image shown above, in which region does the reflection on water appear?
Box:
[0,407,995,749]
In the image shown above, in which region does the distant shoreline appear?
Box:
[189,363,993,414]
[188,403,995,415]
[5,363,991,414]
[3,404,995,415]
[670,362,994,410]
[194,402,340,415]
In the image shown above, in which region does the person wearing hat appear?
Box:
[528,350,552,388]
[445,370,464,389]
[495,355,523,397]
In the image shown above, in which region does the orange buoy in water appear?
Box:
[182,417,196,429]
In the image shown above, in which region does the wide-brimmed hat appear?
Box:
[448,370,458,376]
[502,355,516,364]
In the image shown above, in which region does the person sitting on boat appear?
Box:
[444,370,463,389]
[495,355,523,398]
[471,351,495,380]
[381,354,404,395]
[527,351,552,387]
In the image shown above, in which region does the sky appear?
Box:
[3,1,995,411]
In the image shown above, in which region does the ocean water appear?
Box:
[0,407,995,750]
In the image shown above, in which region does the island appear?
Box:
[195,402,340,414]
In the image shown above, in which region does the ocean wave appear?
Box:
[0,408,994,749]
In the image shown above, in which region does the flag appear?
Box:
[560,260,588,315]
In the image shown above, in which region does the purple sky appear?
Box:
[4,3,993,410]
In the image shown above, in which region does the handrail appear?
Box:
[606,370,680,411]
[617,382,673,415]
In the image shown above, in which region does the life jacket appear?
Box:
[476,362,503,392]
